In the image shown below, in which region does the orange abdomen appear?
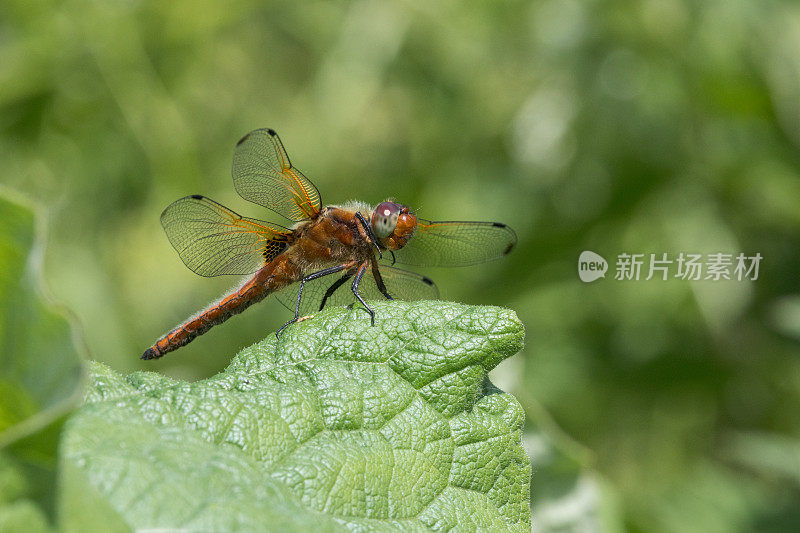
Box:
[141,257,298,359]
[142,210,365,360]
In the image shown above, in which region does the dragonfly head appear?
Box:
[371,201,417,250]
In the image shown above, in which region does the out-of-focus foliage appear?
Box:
[2,0,800,530]
[0,191,83,448]
[0,190,85,532]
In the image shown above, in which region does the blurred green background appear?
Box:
[3,0,800,530]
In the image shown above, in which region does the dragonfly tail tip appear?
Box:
[141,347,161,360]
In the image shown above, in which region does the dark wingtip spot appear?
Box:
[236,132,252,146]
[492,222,506,228]
[266,128,277,136]
[421,276,435,286]
[190,194,203,200]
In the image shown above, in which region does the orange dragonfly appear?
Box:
[142,129,517,359]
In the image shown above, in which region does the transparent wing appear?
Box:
[389,219,517,267]
[275,264,439,316]
[160,195,291,277]
[232,128,321,221]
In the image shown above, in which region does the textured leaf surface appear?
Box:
[62,301,530,531]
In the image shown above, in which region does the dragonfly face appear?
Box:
[142,128,517,360]
[371,201,417,250]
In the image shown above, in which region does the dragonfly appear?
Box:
[142,128,517,359]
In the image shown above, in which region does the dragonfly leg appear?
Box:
[319,271,354,311]
[370,259,393,300]
[276,264,348,337]
[355,212,382,260]
[351,261,376,326]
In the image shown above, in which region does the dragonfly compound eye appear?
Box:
[372,201,402,239]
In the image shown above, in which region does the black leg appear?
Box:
[351,261,376,326]
[277,264,347,337]
[389,250,396,266]
[319,272,353,311]
[355,212,383,259]
[370,260,393,301]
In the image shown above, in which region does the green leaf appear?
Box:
[0,188,86,532]
[61,301,530,531]
[0,190,84,446]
